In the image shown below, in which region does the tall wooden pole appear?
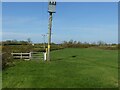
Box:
[47,12,52,61]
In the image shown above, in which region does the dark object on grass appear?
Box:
[71,55,76,58]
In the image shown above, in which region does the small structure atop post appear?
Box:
[47,0,56,61]
[48,0,56,13]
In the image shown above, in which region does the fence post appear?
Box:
[44,52,47,61]
[30,52,32,59]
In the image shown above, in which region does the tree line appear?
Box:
[61,40,118,49]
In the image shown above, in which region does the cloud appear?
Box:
[2,31,44,37]
[2,16,48,42]
[52,26,118,43]
[2,31,46,42]
[3,16,44,26]
[2,16,48,34]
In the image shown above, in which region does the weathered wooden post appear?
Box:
[47,0,56,61]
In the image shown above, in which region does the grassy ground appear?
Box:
[2,48,118,88]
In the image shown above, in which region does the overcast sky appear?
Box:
[2,2,118,44]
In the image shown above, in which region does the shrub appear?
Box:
[2,46,13,69]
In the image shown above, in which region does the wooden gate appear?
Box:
[31,52,43,60]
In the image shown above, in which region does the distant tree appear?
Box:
[111,43,117,46]
[27,38,32,44]
[20,41,28,45]
[83,42,89,45]
[73,41,77,44]
[77,41,82,44]
[69,40,74,44]
[91,42,97,47]
[97,41,106,46]
[13,39,17,43]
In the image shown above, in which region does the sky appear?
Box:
[2,2,118,44]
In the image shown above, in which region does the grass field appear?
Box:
[2,48,118,88]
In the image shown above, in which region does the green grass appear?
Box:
[2,48,118,88]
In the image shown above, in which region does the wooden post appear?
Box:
[47,12,52,61]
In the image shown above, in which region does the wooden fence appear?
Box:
[11,52,43,60]
[11,52,31,60]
